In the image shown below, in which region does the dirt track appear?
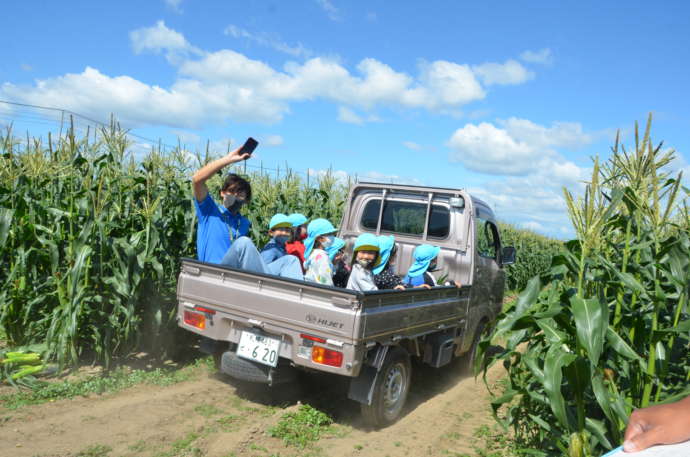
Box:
[0,357,506,457]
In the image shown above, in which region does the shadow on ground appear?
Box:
[214,344,506,430]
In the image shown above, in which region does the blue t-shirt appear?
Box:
[195,194,251,264]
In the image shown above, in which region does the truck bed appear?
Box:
[177,258,470,376]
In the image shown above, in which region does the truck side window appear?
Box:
[477,218,498,259]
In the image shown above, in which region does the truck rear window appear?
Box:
[361,200,450,238]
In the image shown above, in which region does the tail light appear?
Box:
[183,311,205,330]
[312,346,343,367]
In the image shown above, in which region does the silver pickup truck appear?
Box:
[176,182,515,427]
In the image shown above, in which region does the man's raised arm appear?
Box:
[191,146,250,202]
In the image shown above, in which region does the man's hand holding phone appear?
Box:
[227,137,259,163]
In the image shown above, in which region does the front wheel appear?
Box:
[360,347,412,428]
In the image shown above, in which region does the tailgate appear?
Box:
[176,259,365,376]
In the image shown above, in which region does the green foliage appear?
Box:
[498,222,563,291]
[76,444,113,457]
[268,404,333,448]
[478,116,690,457]
[0,356,210,409]
[0,121,554,371]
[0,123,348,369]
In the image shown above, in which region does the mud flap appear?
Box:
[347,365,379,405]
[348,345,390,405]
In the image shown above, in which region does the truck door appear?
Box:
[474,217,505,317]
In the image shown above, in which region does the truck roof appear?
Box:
[354,180,495,220]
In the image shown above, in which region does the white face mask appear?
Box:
[320,235,334,249]
[356,259,372,268]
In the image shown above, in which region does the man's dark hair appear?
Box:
[221,173,252,201]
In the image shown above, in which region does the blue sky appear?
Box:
[2,0,689,238]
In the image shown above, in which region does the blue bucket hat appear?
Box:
[287,213,308,227]
[304,218,337,258]
[268,213,292,230]
[325,237,345,261]
[373,235,396,275]
[406,244,441,278]
[353,233,381,267]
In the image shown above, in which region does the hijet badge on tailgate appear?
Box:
[305,313,344,329]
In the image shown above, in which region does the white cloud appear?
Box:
[361,171,423,186]
[472,59,534,86]
[447,118,592,175]
[520,48,553,65]
[2,22,536,128]
[521,221,545,231]
[130,21,200,62]
[165,0,183,13]
[338,106,364,125]
[224,25,312,58]
[402,141,422,151]
[337,106,380,125]
[262,134,284,146]
[172,130,200,144]
[316,0,340,21]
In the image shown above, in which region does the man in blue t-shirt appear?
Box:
[191,144,302,280]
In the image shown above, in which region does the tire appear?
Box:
[360,347,412,428]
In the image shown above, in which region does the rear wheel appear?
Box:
[360,347,412,428]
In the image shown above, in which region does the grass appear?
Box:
[194,403,223,417]
[0,356,213,410]
[76,444,113,457]
[268,404,333,448]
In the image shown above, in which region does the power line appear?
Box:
[0,99,344,180]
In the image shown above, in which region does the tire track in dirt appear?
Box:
[0,358,505,457]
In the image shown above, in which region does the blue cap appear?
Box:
[268,213,292,230]
[287,213,308,227]
[373,235,395,275]
[406,244,441,278]
[304,218,337,258]
[325,237,345,261]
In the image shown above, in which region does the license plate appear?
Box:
[237,331,281,367]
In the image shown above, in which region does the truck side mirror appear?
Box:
[501,246,516,266]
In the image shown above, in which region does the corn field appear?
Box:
[478,117,690,457]
[0,121,557,370]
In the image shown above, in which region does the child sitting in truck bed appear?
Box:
[260,214,293,264]
[326,237,350,288]
[304,219,338,286]
[403,244,440,289]
[403,244,462,289]
[347,234,383,292]
[286,213,308,269]
[373,235,406,290]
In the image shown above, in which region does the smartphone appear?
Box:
[239,137,258,156]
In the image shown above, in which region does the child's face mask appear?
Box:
[320,235,335,249]
[356,259,372,268]
[274,235,289,245]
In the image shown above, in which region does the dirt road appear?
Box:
[0,357,506,457]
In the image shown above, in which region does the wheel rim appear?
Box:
[382,362,407,418]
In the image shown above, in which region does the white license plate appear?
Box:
[237,331,281,367]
